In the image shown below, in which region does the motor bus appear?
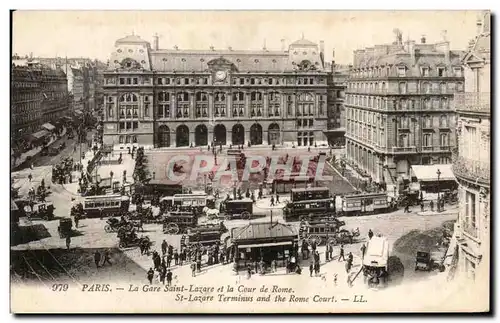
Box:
[81,194,130,218]
[160,193,214,212]
[283,198,336,222]
[290,187,331,202]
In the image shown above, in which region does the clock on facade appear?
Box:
[215,70,227,81]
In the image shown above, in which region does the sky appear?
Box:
[12,10,481,64]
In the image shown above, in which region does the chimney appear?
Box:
[408,40,416,66]
[319,40,325,55]
[210,46,215,51]
[228,46,232,51]
[153,33,159,50]
[174,45,178,50]
[421,35,426,44]
[281,39,285,51]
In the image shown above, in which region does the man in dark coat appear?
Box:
[166,269,173,286]
[161,240,168,256]
[174,250,179,266]
[94,250,101,268]
[147,268,154,284]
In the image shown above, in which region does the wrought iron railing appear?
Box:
[454,92,490,114]
[392,146,417,153]
[462,221,479,239]
[452,153,490,184]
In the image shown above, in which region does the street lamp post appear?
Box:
[436,168,441,212]
[325,223,330,261]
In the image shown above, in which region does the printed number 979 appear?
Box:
[51,284,68,291]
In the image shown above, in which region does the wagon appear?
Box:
[222,199,253,220]
[57,218,73,238]
[23,202,55,221]
[299,218,347,246]
[181,223,227,252]
[162,211,197,234]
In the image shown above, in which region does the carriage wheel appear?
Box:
[104,225,112,233]
[119,241,126,248]
[241,211,251,220]
[166,223,179,234]
[42,215,49,221]
[309,235,323,246]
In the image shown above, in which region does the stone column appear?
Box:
[245,92,251,118]
[190,92,195,119]
[170,128,176,147]
[208,130,214,145]
[263,92,269,118]
[208,92,214,119]
[226,92,232,118]
[189,129,195,146]
[171,92,176,119]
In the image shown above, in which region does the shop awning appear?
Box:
[30,129,51,140]
[411,164,455,182]
[41,123,55,131]
[237,241,292,249]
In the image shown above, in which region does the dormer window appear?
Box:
[117,49,122,53]
[126,62,132,68]
[421,67,429,77]
[397,66,406,77]
[437,67,445,77]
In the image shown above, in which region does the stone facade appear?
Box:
[102,34,331,149]
[11,62,68,140]
[452,11,490,284]
[344,30,464,187]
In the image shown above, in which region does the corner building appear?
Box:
[452,11,490,285]
[102,35,329,148]
[345,32,464,187]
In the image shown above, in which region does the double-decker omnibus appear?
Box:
[82,194,130,217]
[265,173,316,194]
[290,187,331,202]
[160,193,214,212]
[341,192,391,216]
[283,197,336,222]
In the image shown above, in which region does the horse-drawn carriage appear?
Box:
[162,211,198,234]
[180,222,227,253]
[298,217,359,246]
[220,199,253,220]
